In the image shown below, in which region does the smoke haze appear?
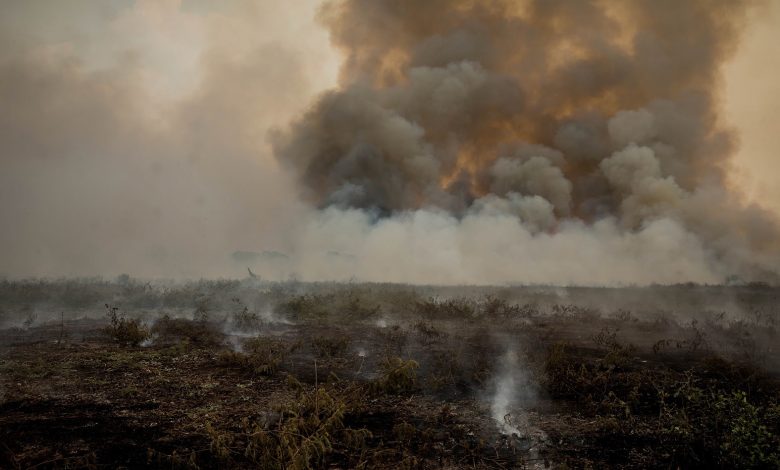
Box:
[1,0,779,284]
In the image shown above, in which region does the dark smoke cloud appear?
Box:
[272,0,780,282]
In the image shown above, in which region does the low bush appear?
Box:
[378,324,409,356]
[151,315,223,347]
[371,356,419,395]
[414,297,476,319]
[311,334,351,358]
[276,294,332,322]
[545,341,780,468]
[412,320,445,345]
[103,304,149,346]
[231,306,262,332]
[218,337,297,376]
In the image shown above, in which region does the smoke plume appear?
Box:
[1,1,779,284]
[271,0,780,283]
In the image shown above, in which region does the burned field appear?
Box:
[0,280,779,469]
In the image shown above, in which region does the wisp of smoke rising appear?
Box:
[490,348,535,436]
[269,0,780,284]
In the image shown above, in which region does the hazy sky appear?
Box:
[724,0,780,212]
[0,0,778,281]
[0,0,340,277]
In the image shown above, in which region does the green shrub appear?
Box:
[709,391,778,468]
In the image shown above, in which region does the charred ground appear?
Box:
[0,279,778,469]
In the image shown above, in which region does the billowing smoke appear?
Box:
[1,1,778,284]
[271,0,780,284]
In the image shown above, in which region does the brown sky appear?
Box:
[724,0,780,215]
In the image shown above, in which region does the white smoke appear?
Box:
[490,348,536,436]
[256,205,722,285]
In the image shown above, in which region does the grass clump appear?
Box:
[311,334,351,359]
[413,320,444,346]
[151,315,223,348]
[276,294,332,322]
[218,337,297,376]
[206,384,371,469]
[371,356,419,395]
[339,293,380,320]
